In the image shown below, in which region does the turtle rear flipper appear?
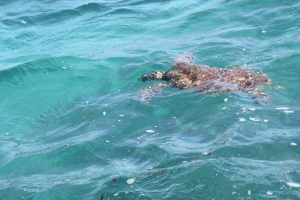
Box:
[140,83,168,103]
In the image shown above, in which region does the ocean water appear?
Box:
[1,0,300,199]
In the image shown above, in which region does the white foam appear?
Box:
[102,111,107,116]
[239,117,246,122]
[249,117,260,122]
[266,191,273,196]
[275,107,289,110]
[287,181,300,188]
[284,110,294,114]
[290,142,297,146]
[127,178,135,185]
[145,129,155,133]
[248,190,251,196]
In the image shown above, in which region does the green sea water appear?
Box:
[1,0,300,199]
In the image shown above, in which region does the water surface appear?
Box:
[1,0,300,199]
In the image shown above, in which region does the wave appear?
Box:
[117,0,171,6]
[0,56,78,84]
[2,2,111,27]
[107,7,143,16]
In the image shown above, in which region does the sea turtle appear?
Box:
[139,54,272,103]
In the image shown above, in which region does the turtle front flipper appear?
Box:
[247,88,269,103]
[140,83,168,103]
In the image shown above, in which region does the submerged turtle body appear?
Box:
[140,57,272,103]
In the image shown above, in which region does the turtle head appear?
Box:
[140,71,166,82]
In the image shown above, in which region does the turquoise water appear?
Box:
[1,0,300,199]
